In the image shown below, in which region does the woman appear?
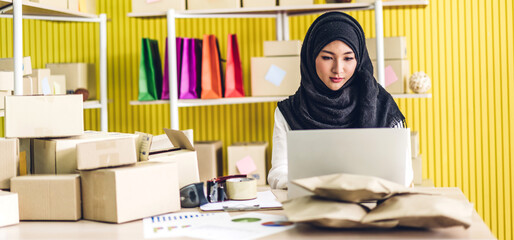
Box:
[268,12,406,189]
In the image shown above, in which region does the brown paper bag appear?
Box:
[292,173,413,203]
[282,196,397,228]
[362,194,473,229]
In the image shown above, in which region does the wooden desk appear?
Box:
[0,187,495,240]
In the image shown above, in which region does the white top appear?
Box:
[267,107,405,189]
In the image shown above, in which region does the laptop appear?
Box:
[287,128,413,199]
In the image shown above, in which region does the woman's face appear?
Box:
[315,40,357,91]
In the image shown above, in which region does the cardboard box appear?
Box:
[29,69,52,94]
[68,0,79,11]
[0,71,14,91]
[79,0,97,14]
[0,191,19,227]
[131,0,185,13]
[411,131,419,157]
[188,0,240,10]
[45,63,96,99]
[0,90,11,109]
[251,56,300,96]
[263,40,302,57]
[10,174,81,220]
[22,76,33,95]
[50,75,67,94]
[0,57,32,76]
[76,137,137,170]
[412,154,422,185]
[4,95,84,138]
[371,59,409,94]
[242,0,275,8]
[33,131,138,174]
[194,141,223,182]
[279,0,313,6]
[81,162,180,223]
[227,142,268,185]
[148,128,200,188]
[29,0,68,10]
[0,138,17,190]
[366,36,407,60]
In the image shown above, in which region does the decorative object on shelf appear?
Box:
[179,38,202,99]
[201,35,224,99]
[138,38,163,101]
[74,88,89,102]
[408,71,431,93]
[225,34,245,98]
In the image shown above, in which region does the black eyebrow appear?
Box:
[321,50,354,55]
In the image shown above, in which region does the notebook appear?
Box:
[287,128,413,199]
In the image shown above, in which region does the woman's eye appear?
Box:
[322,56,332,60]
[344,57,354,61]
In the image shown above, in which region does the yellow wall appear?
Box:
[0,1,512,239]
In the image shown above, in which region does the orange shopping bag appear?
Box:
[201,34,224,99]
[225,34,245,98]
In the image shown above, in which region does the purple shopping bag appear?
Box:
[162,37,183,100]
[179,38,200,99]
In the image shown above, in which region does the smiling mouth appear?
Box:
[330,77,344,83]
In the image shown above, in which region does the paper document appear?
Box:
[200,190,282,211]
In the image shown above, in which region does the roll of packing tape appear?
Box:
[226,177,257,200]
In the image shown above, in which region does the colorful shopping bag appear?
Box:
[179,38,200,99]
[201,34,224,99]
[162,37,184,100]
[138,38,163,101]
[225,34,245,98]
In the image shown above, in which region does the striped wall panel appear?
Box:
[1,1,512,239]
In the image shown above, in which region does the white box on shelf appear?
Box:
[251,56,300,96]
[243,0,275,8]
[0,71,14,91]
[279,0,313,6]
[131,0,186,13]
[188,0,241,10]
[263,40,302,57]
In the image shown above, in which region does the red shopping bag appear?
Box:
[225,34,244,98]
[201,34,224,99]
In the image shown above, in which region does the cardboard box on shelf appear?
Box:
[131,0,185,13]
[194,141,223,182]
[33,131,138,174]
[227,142,268,186]
[0,71,14,91]
[28,0,68,10]
[0,191,19,227]
[4,95,84,138]
[49,75,67,94]
[411,131,419,157]
[68,0,79,11]
[412,154,422,185]
[263,40,302,57]
[366,36,407,60]
[22,76,33,95]
[242,0,275,8]
[10,174,81,221]
[81,162,180,223]
[0,90,12,109]
[76,137,137,170]
[188,0,241,10]
[29,69,52,94]
[79,0,97,14]
[251,56,300,96]
[371,59,410,94]
[0,138,17,190]
[278,0,313,6]
[0,57,32,76]
[45,63,96,99]
[148,128,200,188]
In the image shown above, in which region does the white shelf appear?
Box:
[83,100,101,109]
[392,93,432,99]
[0,0,97,18]
[127,1,428,18]
[130,96,288,107]
[0,110,3,117]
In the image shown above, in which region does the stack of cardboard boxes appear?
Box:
[227,142,269,186]
[251,40,302,96]
[366,36,410,94]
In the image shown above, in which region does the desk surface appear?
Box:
[0,187,495,240]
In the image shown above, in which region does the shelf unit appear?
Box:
[128,0,429,129]
[0,0,108,131]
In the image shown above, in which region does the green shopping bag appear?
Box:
[138,38,163,101]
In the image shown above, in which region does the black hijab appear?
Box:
[277,11,405,130]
